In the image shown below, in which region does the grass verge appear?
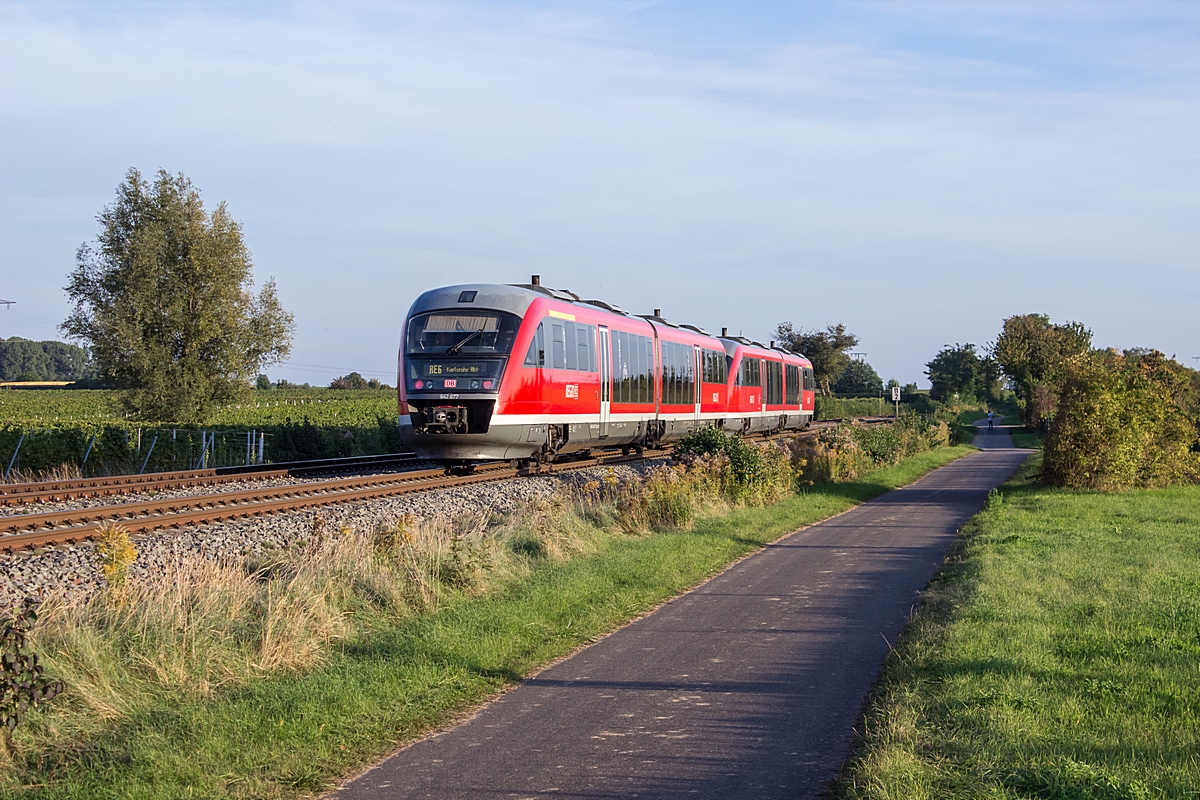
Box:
[834,453,1200,798]
[5,446,975,798]
[1010,428,1043,449]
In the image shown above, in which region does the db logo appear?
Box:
[444,379,457,388]
[565,384,579,399]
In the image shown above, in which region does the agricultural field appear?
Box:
[0,389,397,429]
[0,389,403,477]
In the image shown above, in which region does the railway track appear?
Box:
[0,416,892,554]
[0,449,659,554]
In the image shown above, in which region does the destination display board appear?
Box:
[406,359,504,392]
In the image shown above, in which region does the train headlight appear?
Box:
[483,380,493,389]
[415,379,425,389]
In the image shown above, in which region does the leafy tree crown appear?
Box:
[62,168,295,422]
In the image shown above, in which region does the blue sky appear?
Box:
[2,1,1198,386]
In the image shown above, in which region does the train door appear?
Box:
[693,345,702,425]
[598,326,610,439]
[761,359,767,414]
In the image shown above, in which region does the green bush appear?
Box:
[1043,350,1200,490]
[673,427,794,505]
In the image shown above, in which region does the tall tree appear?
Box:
[832,359,883,396]
[62,168,294,422]
[991,314,1091,424]
[774,321,859,396]
[925,343,1000,402]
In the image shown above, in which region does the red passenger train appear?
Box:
[397,279,816,464]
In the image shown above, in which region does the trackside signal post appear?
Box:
[892,386,900,419]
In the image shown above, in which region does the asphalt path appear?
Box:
[334,430,1030,800]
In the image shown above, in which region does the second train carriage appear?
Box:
[398,280,816,463]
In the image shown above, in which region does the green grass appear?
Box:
[1010,429,1043,449]
[10,446,976,799]
[835,455,1200,799]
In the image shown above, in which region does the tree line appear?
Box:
[0,338,95,382]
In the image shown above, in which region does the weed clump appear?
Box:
[673,427,794,504]
[93,522,137,601]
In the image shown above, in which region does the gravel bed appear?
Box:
[0,461,659,610]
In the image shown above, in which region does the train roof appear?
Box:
[719,336,813,366]
[408,281,713,337]
[407,281,810,363]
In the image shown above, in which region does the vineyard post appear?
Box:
[4,432,25,480]
[138,435,157,474]
[82,434,96,465]
[245,430,252,465]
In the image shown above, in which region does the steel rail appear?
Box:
[0,468,294,507]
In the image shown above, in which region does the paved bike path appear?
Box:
[334,443,1030,799]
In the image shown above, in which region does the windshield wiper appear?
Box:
[446,329,484,355]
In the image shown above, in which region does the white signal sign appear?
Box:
[892,387,901,402]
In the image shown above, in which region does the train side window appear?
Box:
[674,343,684,405]
[523,322,545,367]
[786,364,800,404]
[766,361,783,404]
[664,342,677,405]
[684,344,694,403]
[662,342,672,405]
[703,348,727,384]
[664,345,671,405]
[615,330,624,401]
[577,323,595,372]
[737,356,760,387]
[551,321,567,369]
[609,330,651,403]
[659,341,693,405]
[633,334,643,402]
[641,335,653,403]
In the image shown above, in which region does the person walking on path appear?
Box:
[987,410,994,431]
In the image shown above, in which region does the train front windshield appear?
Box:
[405,311,521,355]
